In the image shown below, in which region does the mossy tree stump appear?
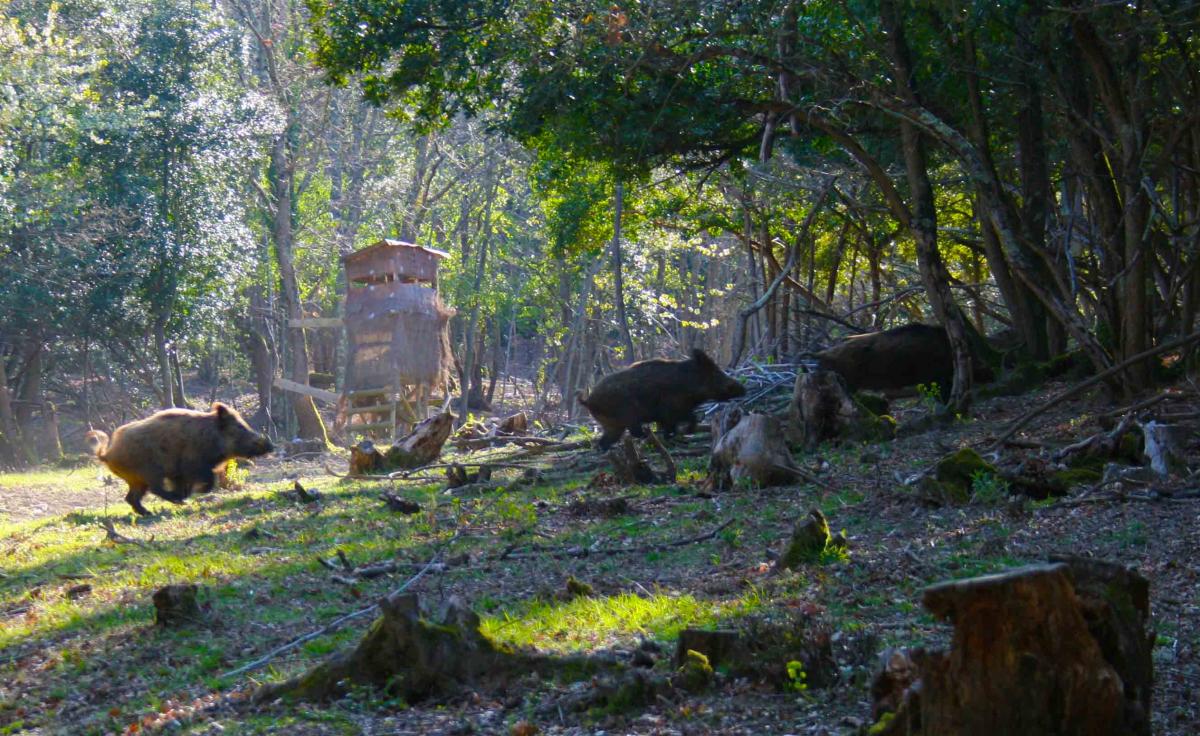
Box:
[788,369,895,449]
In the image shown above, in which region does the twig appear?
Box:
[220,553,443,680]
[495,519,736,560]
[986,328,1200,451]
[452,436,564,449]
[645,430,677,482]
[1098,391,1177,418]
[98,518,151,547]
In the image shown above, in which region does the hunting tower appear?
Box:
[341,239,453,439]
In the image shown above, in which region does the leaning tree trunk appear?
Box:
[881,0,973,412]
[271,131,328,443]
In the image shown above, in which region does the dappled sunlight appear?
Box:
[480,588,762,654]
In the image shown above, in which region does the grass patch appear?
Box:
[481,590,758,653]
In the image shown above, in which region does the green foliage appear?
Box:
[970,469,1010,506]
[785,659,809,693]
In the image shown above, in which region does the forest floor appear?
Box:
[1,379,1198,735]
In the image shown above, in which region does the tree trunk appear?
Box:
[0,355,27,467]
[271,131,328,442]
[460,160,497,421]
[171,349,187,408]
[881,0,974,412]
[398,133,433,242]
[611,181,636,363]
[962,24,1050,359]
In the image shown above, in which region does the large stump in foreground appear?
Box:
[869,559,1153,736]
[257,593,538,703]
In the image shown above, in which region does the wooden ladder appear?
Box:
[344,384,435,442]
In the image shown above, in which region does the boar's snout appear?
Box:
[716,377,746,401]
[231,429,273,458]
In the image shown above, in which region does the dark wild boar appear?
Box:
[578,349,746,450]
[87,403,274,516]
[813,323,991,394]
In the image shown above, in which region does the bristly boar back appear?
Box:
[90,403,274,516]
[578,349,745,450]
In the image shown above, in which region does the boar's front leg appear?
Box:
[190,466,217,495]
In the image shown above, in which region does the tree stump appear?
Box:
[153,584,201,627]
[256,593,617,704]
[1141,420,1186,476]
[774,509,846,571]
[868,559,1153,736]
[788,369,894,449]
[709,413,799,489]
[346,411,454,476]
[385,411,454,468]
[606,435,659,484]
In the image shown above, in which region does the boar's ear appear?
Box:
[213,402,232,426]
[691,348,717,369]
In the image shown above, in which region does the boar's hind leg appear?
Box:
[125,484,152,516]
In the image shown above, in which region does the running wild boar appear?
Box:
[578,349,745,449]
[88,403,273,515]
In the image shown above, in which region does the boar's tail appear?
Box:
[575,390,590,408]
[84,429,109,460]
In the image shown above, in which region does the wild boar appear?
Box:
[814,323,992,395]
[578,349,746,450]
[87,403,274,516]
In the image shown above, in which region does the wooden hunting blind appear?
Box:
[341,239,454,440]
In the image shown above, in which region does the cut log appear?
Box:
[345,411,454,476]
[386,411,453,468]
[709,413,799,489]
[788,369,895,449]
[867,559,1153,736]
[496,411,528,436]
[153,584,201,627]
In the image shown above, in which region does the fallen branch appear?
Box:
[221,553,444,680]
[451,436,563,450]
[645,430,677,483]
[1051,411,1138,464]
[987,328,1200,451]
[495,519,736,560]
[1053,489,1200,508]
[99,518,152,547]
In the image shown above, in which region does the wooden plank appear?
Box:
[345,388,391,399]
[345,403,396,415]
[272,377,340,404]
[288,317,344,329]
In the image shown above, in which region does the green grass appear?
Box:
[0,465,99,492]
[481,590,759,653]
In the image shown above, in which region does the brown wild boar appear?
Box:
[87,403,273,516]
[814,323,992,395]
[578,349,746,450]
